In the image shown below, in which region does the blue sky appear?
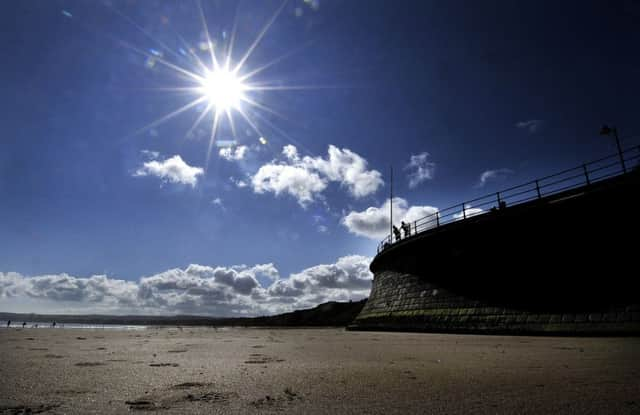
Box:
[1,0,639,315]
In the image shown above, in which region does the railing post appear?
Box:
[535,180,541,199]
[436,211,440,227]
[496,192,501,206]
[462,203,466,219]
[414,221,417,234]
[583,164,590,186]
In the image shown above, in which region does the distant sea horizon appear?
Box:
[1,321,147,330]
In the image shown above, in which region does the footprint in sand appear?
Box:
[149,363,180,367]
[75,362,106,367]
[244,354,285,364]
[250,388,301,409]
[0,403,61,413]
[125,399,163,411]
[127,383,235,411]
[167,349,188,353]
[172,382,209,389]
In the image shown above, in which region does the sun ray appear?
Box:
[245,105,306,151]
[118,38,204,83]
[172,30,210,74]
[238,40,314,83]
[196,0,220,71]
[205,111,221,170]
[224,2,241,69]
[246,84,341,91]
[240,96,288,121]
[225,108,238,141]
[131,96,207,137]
[236,106,266,143]
[233,0,288,75]
[105,3,185,64]
[184,102,212,140]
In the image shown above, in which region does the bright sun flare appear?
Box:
[128,1,300,169]
[199,68,246,110]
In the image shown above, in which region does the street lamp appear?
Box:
[600,125,626,174]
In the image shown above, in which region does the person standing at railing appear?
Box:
[393,225,402,242]
[401,221,411,238]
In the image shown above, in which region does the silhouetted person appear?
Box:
[393,225,402,242]
[401,221,411,238]
[6,320,10,328]
[22,322,26,328]
[52,321,56,328]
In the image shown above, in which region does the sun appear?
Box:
[123,0,303,169]
[199,67,246,111]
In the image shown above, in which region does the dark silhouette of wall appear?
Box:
[350,171,640,334]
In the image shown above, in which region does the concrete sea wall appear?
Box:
[350,172,640,334]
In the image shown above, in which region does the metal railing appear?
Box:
[377,145,640,253]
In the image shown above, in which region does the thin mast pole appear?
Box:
[390,165,393,241]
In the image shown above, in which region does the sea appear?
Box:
[0,321,147,330]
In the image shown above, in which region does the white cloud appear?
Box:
[404,152,436,188]
[230,177,248,188]
[265,255,372,310]
[516,119,543,134]
[141,149,160,160]
[134,155,204,187]
[342,198,439,240]
[306,145,384,198]
[0,256,371,316]
[453,206,484,220]
[219,145,248,161]
[252,164,327,207]
[251,145,383,207]
[477,168,514,188]
[282,144,299,162]
[0,272,138,313]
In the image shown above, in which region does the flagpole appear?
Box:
[389,165,393,243]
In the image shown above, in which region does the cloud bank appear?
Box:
[0,256,372,316]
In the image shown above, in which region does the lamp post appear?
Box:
[600,125,626,174]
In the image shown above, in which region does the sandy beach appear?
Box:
[1,327,638,414]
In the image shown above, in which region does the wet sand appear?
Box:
[1,327,638,414]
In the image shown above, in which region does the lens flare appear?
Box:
[116,0,315,170]
[199,67,246,110]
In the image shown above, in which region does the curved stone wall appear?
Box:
[352,269,640,334]
[350,172,640,334]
